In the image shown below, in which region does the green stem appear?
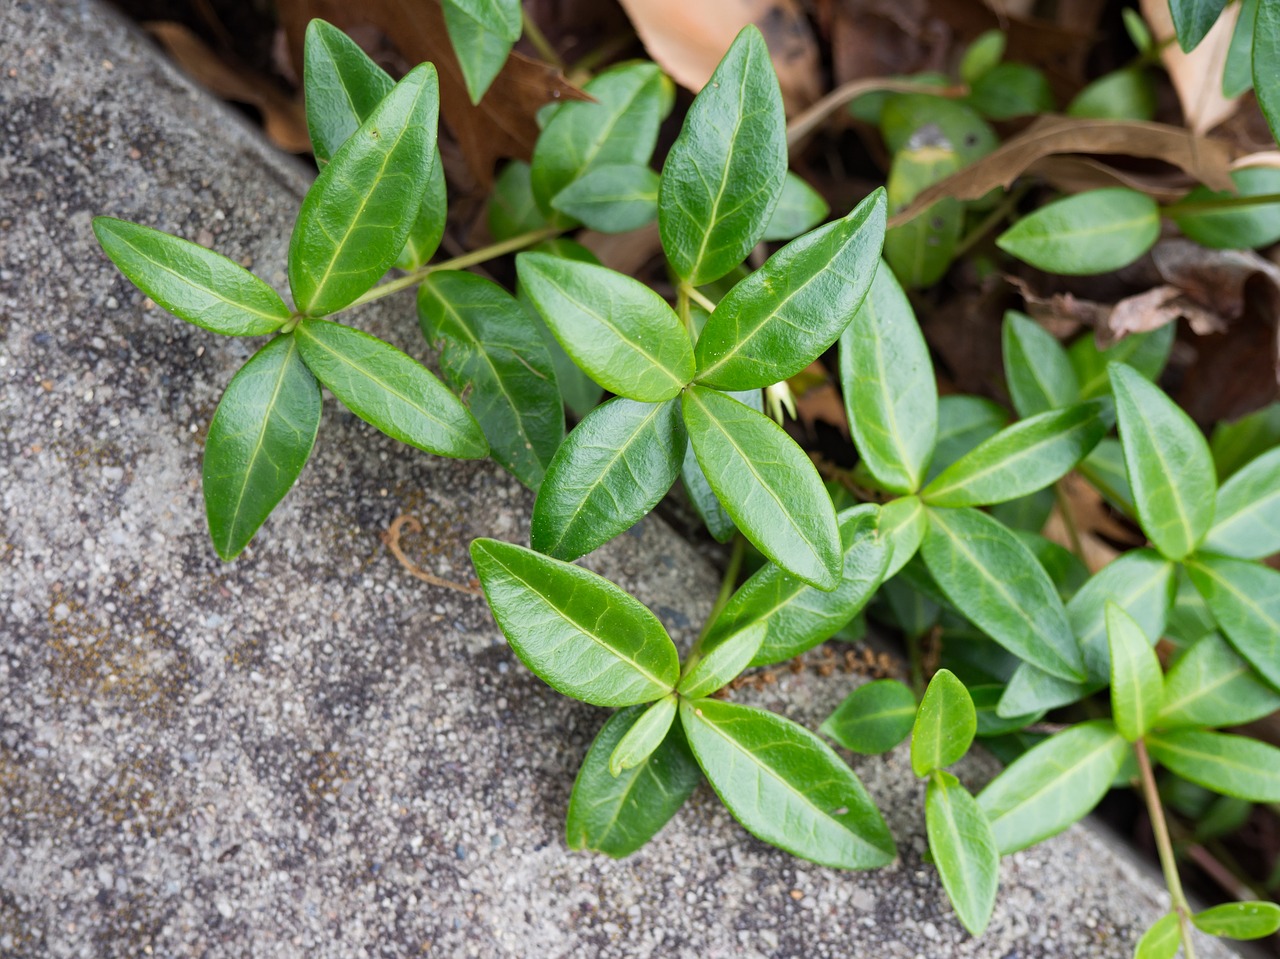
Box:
[1162,191,1280,216]
[1135,739,1198,959]
[676,283,695,339]
[686,285,718,314]
[520,10,563,71]
[952,184,1029,259]
[696,534,747,646]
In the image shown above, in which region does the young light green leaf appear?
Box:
[839,261,937,494]
[997,665,1093,719]
[922,507,1085,681]
[1203,446,1280,558]
[1184,553,1280,690]
[996,189,1159,275]
[1254,0,1280,142]
[1159,633,1280,729]
[971,685,1044,737]
[911,669,977,777]
[302,19,394,162]
[821,679,917,754]
[1168,567,1219,645]
[1170,0,1228,51]
[683,385,841,590]
[762,172,830,242]
[417,271,562,489]
[1106,603,1164,742]
[517,252,693,402]
[1066,67,1156,120]
[293,318,487,458]
[1111,362,1216,560]
[1147,729,1280,801]
[203,336,321,560]
[470,538,679,706]
[926,770,1000,936]
[880,94,998,163]
[1069,548,1176,682]
[1171,167,1280,249]
[1135,913,1181,959]
[1192,901,1280,939]
[1002,311,1079,418]
[93,217,289,337]
[967,62,1054,119]
[879,495,927,578]
[1224,0,1260,96]
[959,30,1006,85]
[550,163,659,233]
[443,0,520,42]
[1070,324,1174,400]
[440,0,518,104]
[977,719,1127,854]
[609,693,678,776]
[1079,438,1137,517]
[926,396,1009,482]
[659,26,787,285]
[679,698,896,868]
[694,189,887,391]
[883,146,963,289]
[921,401,1109,507]
[489,161,549,242]
[289,63,438,316]
[566,706,701,858]
[531,397,684,560]
[678,621,767,700]
[1211,402,1280,480]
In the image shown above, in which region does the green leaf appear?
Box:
[440,0,518,104]
[1211,402,1280,480]
[609,693,678,776]
[680,389,762,542]
[922,507,1085,681]
[971,685,1043,737]
[417,271,562,489]
[1203,445,1280,558]
[996,189,1159,275]
[683,385,841,590]
[997,665,1091,719]
[995,489,1057,534]
[1078,438,1137,517]
[821,679,917,754]
[1224,0,1260,96]
[470,538,679,706]
[531,397,684,560]
[679,698,896,868]
[517,252,693,402]
[967,62,1054,119]
[1002,311,1080,418]
[921,401,1109,507]
[302,19,393,162]
[1135,913,1181,959]
[1070,325,1174,401]
[1111,362,1216,560]
[550,163,659,233]
[1147,729,1280,801]
[1070,548,1177,682]
[293,318,487,458]
[1184,553,1280,690]
[1106,603,1164,742]
[926,396,1008,483]
[1253,0,1280,139]
[1170,0,1228,51]
[883,145,963,289]
[1159,632,1280,729]
[976,719,1127,854]
[694,190,887,391]
[703,504,890,668]
[959,30,1006,85]
[532,63,670,221]
[1192,902,1280,940]
[658,26,787,285]
[1168,567,1220,645]
[880,95,998,164]
[289,64,438,316]
[926,771,1000,936]
[911,669,977,776]
[394,146,447,270]
[566,706,701,857]
[678,621,768,700]
[1124,8,1156,53]
[1171,167,1280,249]
[202,336,320,560]
[489,161,548,242]
[443,0,520,42]
[1065,67,1156,120]
[762,172,830,242]
[839,261,937,494]
[92,217,289,336]
[879,495,927,578]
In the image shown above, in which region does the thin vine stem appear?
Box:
[696,534,747,646]
[521,10,564,71]
[1162,191,1280,215]
[1135,738,1198,959]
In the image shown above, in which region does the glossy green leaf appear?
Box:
[1112,362,1216,559]
[441,0,518,104]
[93,217,289,336]
[883,145,963,289]
[659,26,787,285]
[679,698,896,868]
[911,669,977,776]
[1171,167,1280,249]
[1184,553,1280,690]
[1135,913,1181,959]
[821,679,917,754]
[921,401,1109,507]
[683,385,841,590]
[839,261,937,494]
[680,389,762,542]
[1224,0,1260,96]
[610,693,678,776]
[695,190,886,391]
[1070,324,1174,400]
[394,146,447,270]
[967,62,1054,119]
[443,0,520,42]
[960,30,1006,85]
[1070,548,1176,682]
[489,161,548,242]
[971,685,1043,736]
[550,163,659,233]
[996,665,1092,719]
[1170,0,1228,50]
[531,397,683,560]
[678,621,767,700]
[994,489,1057,534]
[1254,0,1280,139]
[1106,603,1164,742]
[1065,68,1156,120]
[996,189,1159,275]
[417,271,562,489]
[302,20,393,162]
[566,705,701,857]
[977,719,1127,854]
[1168,568,1220,645]
[289,64,438,316]
[517,252,693,402]
[1203,445,1280,558]
[922,507,1084,681]
[1192,901,1280,939]
[762,172,830,242]
[1159,632,1280,729]
[1021,532,1089,600]
[926,771,1000,936]
[1147,729,1280,801]
[1078,438,1136,517]
[704,505,890,667]
[926,396,1009,482]
[470,538,679,706]
[1211,402,1280,480]
[879,495,927,578]
[293,318,487,458]
[203,336,321,560]
[1002,311,1079,418]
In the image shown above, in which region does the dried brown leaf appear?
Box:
[1139,0,1241,135]
[1026,156,1194,203]
[1152,239,1280,319]
[1101,284,1225,347]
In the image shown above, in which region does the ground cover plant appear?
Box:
[95,5,1280,954]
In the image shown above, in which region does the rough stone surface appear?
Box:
[0,3,1237,957]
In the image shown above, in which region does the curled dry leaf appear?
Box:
[1027,156,1194,203]
[1139,0,1241,135]
[1151,239,1280,320]
[1102,284,1224,346]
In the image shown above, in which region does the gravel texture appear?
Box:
[0,2,1238,956]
